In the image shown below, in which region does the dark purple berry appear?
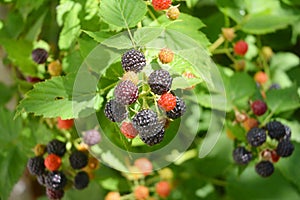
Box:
[46,187,64,199]
[104,99,128,122]
[114,80,138,105]
[247,127,266,147]
[32,48,48,64]
[166,96,186,119]
[47,139,66,157]
[74,171,90,190]
[251,100,267,116]
[121,49,146,73]
[148,69,172,95]
[45,171,67,190]
[255,161,274,177]
[276,139,294,157]
[232,147,252,165]
[69,151,88,170]
[266,121,286,140]
[27,156,45,176]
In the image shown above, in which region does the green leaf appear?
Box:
[99,0,147,28]
[58,2,82,50]
[24,12,47,41]
[63,181,104,200]
[78,38,98,58]
[227,72,256,108]
[226,121,247,142]
[0,108,26,200]
[0,82,14,106]
[83,30,116,43]
[133,27,164,47]
[0,38,36,75]
[16,72,102,119]
[62,50,83,73]
[101,178,119,191]
[270,52,300,71]
[266,85,300,114]
[101,32,133,49]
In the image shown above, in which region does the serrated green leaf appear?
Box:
[266,85,300,114]
[99,0,147,28]
[58,2,82,50]
[78,38,98,58]
[133,27,164,47]
[62,50,83,73]
[101,32,133,49]
[16,72,102,119]
[83,30,116,43]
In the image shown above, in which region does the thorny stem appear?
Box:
[209,35,225,53]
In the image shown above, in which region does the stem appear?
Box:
[261,111,274,127]
[99,82,117,94]
[209,36,225,53]
[148,8,158,22]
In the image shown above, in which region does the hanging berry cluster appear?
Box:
[232,101,294,177]
[27,119,101,199]
[104,48,186,146]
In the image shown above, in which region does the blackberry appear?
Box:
[69,150,88,170]
[83,129,101,146]
[74,171,90,190]
[140,128,165,146]
[45,171,67,190]
[46,187,64,200]
[104,99,128,122]
[132,109,158,134]
[37,172,48,186]
[27,156,45,176]
[232,147,252,165]
[266,121,286,140]
[114,80,138,105]
[255,161,274,177]
[166,96,186,119]
[121,49,146,73]
[246,127,266,147]
[148,69,172,95]
[47,139,66,157]
[32,48,48,64]
[283,125,291,140]
[276,139,294,157]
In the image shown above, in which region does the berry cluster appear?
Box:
[104,49,186,146]
[233,120,294,177]
[104,158,173,200]
[27,137,100,199]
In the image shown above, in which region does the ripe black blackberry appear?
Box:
[47,139,66,157]
[37,172,48,186]
[27,156,45,176]
[266,121,286,140]
[45,171,67,190]
[140,128,165,146]
[121,49,146,73]
[32,48,48,64]
[166,96,186,119]
[114,80,139,105]
[276,139,294,157]
[69,150,88,170]
[132,109,158,133]
[255,161,274,177]
[232,147,252,165]
[104,99,128,122]
[46,187,64,200]
[74,171,90,190]
[148,69,172,95]
[246,127,266,147]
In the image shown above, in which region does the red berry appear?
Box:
[156,181,171,198]
[251,100,267,116]
[254,71,268,85]
[234,40,248,56]
[120,122,138,139]
[57,117,74,129]
[26,76,42,83]
[152,0,172,11]
[134,158,153,176]
[44,154,62,171]
[271,150,280,163]
[158,92,176,111]
[104,191,121,200]
[134,185,149,200]
[159,48,174,64]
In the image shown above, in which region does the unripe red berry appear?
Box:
[44,154,62,171]
[152,0,172,11]
[158,92,177,111]
[134,185,149,200]
[156,181,171,198]
[234,40,248,56]
[134,158,153,176]
[104,191,121,200]
[57,117,74,129]
[251,100,267,116]
[254,71,268,85]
